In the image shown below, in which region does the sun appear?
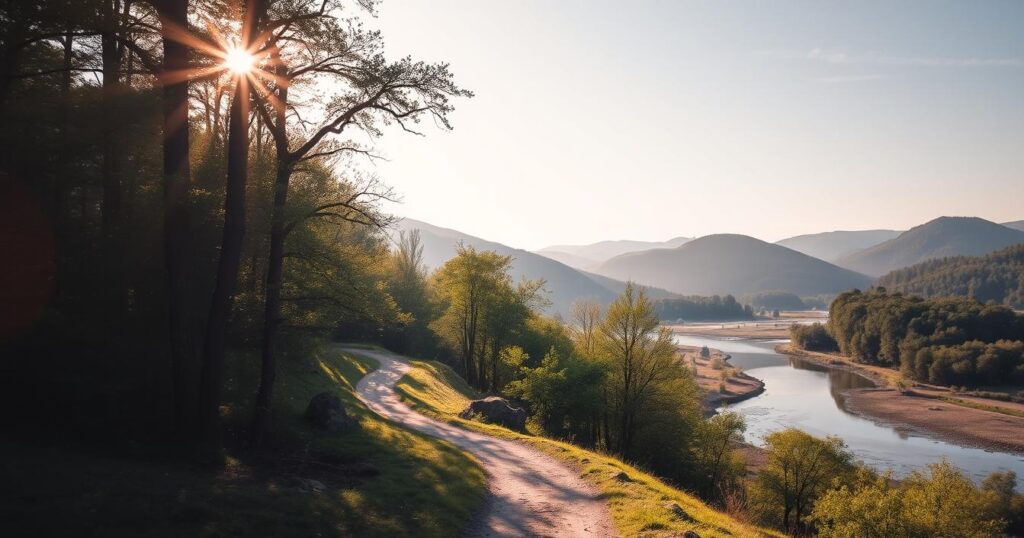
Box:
[223,47,255,74]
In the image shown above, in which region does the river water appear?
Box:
[674,334,1024,485]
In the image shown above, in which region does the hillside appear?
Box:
[3,345,486,537]
[1004,220,1024,232]
[537,236,692,269]
[389,356,784,538]
[835,217,1024,277]
[596,234,871,296]
[775,229,901,262]
[877,244,1024,307]
[394,219,622,316]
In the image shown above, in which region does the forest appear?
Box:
[826,289,1024,386]
[653,294,754,321]
[877,243,1024,307]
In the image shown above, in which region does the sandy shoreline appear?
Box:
[677,344,766,410]
[777,344,1024,456]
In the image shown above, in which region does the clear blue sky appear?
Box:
[370,1,1024,249]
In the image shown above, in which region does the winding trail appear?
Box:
[349,347,617,538]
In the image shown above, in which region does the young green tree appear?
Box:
[812,461,1006,538]
[750,428,856,534]
[596,282,695,458]
[692,411,746,500]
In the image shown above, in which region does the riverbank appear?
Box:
[777,344,1024,456]
[677,345,765,409]
[666,311,827,339]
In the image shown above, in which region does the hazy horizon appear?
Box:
[372,1,1024,250]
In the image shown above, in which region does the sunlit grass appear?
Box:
[392,358,785,538]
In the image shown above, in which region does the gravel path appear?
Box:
[350,347,617,538]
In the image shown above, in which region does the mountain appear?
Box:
[876,243,1024,307]
[537,237,692,269]
[595,234,872,296]
[775,229,902,262]
[393,219,677,316]
[834,217,1024,277]
[1003,220,1024,232]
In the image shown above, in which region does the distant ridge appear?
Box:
[536,237,692,269]
[835,217,1024,277]
[776,229,901,262]
[596,233,871,296]
[1003,220,1024,232]
[393,219,677,316]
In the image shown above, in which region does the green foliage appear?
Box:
[505,348,604,440]
[811,461,1006,538]
[828,289,1024,386]
[654,294,754,321]
[691,412,747,500]
[749,428,856,534]
[877,243,1024,308]
[789,322,838,352]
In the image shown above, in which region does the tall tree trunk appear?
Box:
[157,0,195,440]
[198,0,264,447]
[251,160,290,445]
[251,65,290,446]
[198,72,249,447]
[101,0,125,320]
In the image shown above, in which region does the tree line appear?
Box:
[653,294,754,321]
[0,0,469,451]
[824,289,1024,386]
[877,243,1024,308]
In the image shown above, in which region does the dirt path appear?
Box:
[349,347,617,538]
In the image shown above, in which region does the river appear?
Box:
[674,334,1024,485]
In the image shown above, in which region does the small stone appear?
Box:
[683,530,701,538]
[296,477,326,493]
[613,471,631,482]
[664,502,691,521]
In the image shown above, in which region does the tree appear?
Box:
[569,298,601,356]
[811,461,1005,538]
[430,245,513,389]
[749,428,855,534]
[692,411,746,500]
[247,0,470,443]
[597,282,692,458]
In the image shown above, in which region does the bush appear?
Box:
[789,323,838,352]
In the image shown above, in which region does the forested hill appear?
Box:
[876,244,1024,307]
[835,216,1024,277]
[775,229,901,262]
[596,233,872,296]
[394,219,678,315]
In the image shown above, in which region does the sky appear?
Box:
[366,1,1024,250]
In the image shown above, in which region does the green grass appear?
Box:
[1,345,486,537]
[393,358,785,538]
[940,396,1024,418]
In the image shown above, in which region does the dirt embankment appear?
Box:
[777,344,1024,456]
[678,345,765,409]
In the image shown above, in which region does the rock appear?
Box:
[304,392,357,432]
[613,471,631,482]
[683,531,701,538]
[664,502,692,521]
[295,477,326,493]
[459,396,527,431]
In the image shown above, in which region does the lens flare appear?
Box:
[224,47,255,74]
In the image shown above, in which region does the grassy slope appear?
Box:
[2,345,485,537]
[394,359,785,538]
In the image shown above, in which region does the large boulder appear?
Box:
[459,396,527,431]
[304,392,357,432]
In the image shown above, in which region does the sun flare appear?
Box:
[223,47,254,74]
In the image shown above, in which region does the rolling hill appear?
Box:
[393,219,678,316]
[595,234,872,296]
[775,229,902,262]
[876,243,1024,307]
[537,237,692,270]
[1003,220,1024,232]
[834,217,1024,277]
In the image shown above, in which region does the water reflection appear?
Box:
[673,333,1024,486]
